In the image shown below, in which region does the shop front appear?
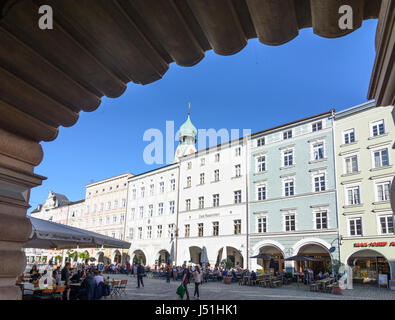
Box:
[345,240,395,287]
[295,244,332,276]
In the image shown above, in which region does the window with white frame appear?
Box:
[158,202,164,215]
[129,228,134,240]
[283,149,294,167]
[283,130,292,140]
[376,181,391,201]
[168,224,175,239]
[186,176,191,188]
[284,178,295,197]
[257,185,266,201]
[113,200,118,209]
[379,215,394,234]
[132,189,136,200]
[344,155,359,174]
[312,142,324,160]
[200,158,205,166]
[138,227,142,239]
[147,226,152,239]
[141,187,145,198]
[170,179,176,191]
[215,153,220,162]
[315,211,328,229]
[198,223,204,237]
[257,217,267,233]
[184,224,190,237]
[100,203,104,211]
[213,194,220,207]
[187,161,192,169]
[344,129,355,144]
[200,173,205,185]
[148,204,153,217]
[120,215,124,224]
[150,184,154,196]
[370,119,385,137]
[348,217,362,236]
[130,208,135,220]
[185,199,191,211]
[235,147,241,156]
[312,121,322,132]
[107,201,111,210]
[139,206,144,218]
[235,164,241,177]
[256,155,266,172]
[122,199,126,207]
[373,148,390,168]
[346,186,361,205]
[284,214,295,231]
[160,181,165,193]
[234,190,242,204]
[257,137,265,147]
[313,174,326,192]
[212,221,219,236]
[234,220,241,234]
[214,169,220,182]
[157,225,162,238]
[169,201,175,214]
[198,196,204,209]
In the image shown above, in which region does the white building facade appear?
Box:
[176,138,249,268]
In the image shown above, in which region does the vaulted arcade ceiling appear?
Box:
[0,0,391,145]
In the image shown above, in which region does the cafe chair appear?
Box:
[118,280,128,296]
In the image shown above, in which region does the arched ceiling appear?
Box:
[0,0,382,143]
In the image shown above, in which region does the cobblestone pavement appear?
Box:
[103,274,395,300]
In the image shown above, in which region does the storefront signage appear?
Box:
[353,241,395,248]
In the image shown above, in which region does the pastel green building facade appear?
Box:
[334,101,395,283]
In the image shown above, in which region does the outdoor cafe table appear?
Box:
[315,278,332,292]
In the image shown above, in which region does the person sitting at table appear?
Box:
[323,271,330,279]
[78,271,96,300]
[94,271,104,285]
[231,269,237,280]
[317,271,323,280]
[250,270,257,281]
[70,270,83,283]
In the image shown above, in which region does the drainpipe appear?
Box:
[122,176,131,262]
[330,109,341,263]
[245,135,250,270]
[175,163,181,266]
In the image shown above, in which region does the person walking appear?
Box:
[193,266,202,300]
[136,262,145,288]
[181,264,190,300]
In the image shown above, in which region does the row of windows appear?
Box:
[130,224,175,240]
[131,179,176,200]
[186,147,243,170]
[185,166,241,188]
[130,201,175,219]
[343,119,387,145]
[344,180,392,205]
[342,148,390,174]
[70,214,125,227]
[255,211,328,233]
[185,191,242,211]
[87,199,126,213]
[88,183,127,196]
[183,220,242,237]
[255,142,325,174]
[255,121,324,148]
[347,215,394,236]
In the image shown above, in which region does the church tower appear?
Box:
[174,103,197,163]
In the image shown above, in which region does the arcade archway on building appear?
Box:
[216,246,244,268]
[132,250,147,265]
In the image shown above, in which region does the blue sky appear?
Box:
[28,19,378,212]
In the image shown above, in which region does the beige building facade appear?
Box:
[334,102,395,285]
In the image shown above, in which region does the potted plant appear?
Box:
[221,259,234,284]
[328,260,344,295]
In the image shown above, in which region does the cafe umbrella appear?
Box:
[200,246,209,268]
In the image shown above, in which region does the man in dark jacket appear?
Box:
[78,272,96,300]
[136,263,145,288]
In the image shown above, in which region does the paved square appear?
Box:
[104,274,395,300]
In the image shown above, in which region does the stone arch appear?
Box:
[155,249,170,266]
[292,238,331,255]
[252,240,286,257]
[131,249,147,265]
[112,250,122,264]
[188,246,202,265]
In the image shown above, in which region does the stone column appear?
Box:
[0,128,45,299]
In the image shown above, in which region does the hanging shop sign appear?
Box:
[353,241,395,248]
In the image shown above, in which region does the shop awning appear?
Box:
[23,217,131,250]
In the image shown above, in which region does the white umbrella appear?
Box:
[24,217,130,249]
